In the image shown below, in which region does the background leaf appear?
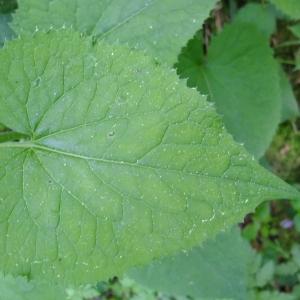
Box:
[234,3,276,37]
[0,274,65,300]
[175,20,281,158]
[0,14,15,47]
[233,4,299,123]
[0,30,298,284]
[0,0,17,14]
[279,66,299,122]
[128,226,254,300]
[269,0,300,20]
[12,0,218,66]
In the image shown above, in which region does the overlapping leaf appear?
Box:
[234,4,299,123]
[235,3,276,37]
[175,20,281,158]
[269,0,300,20]
[128,226,254,299]
[279,67,299,121]
[0,31,298,284]
[12,0,218,65]
[0,14,15,47]
[0,274,65,300]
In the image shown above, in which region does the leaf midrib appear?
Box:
[0,141,294,194]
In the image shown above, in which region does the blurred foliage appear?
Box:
[0,0,17,14]
[267,122,300,182]
[94,277,179,300]
[242,199,300,298]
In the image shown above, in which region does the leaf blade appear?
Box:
[128,226,254,299]
[12,0,218,65]
[0,31,298,284]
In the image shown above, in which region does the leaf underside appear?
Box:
[12,0,218,65]
[0,31,298,284]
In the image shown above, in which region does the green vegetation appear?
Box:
[0,0,300,299]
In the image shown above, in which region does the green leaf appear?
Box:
[289,25,300,71]
[12,0,218,66]
[128,226,254,299]
[289,24,300,38]
[0,14,15,47]
[0,30,298,284]
[256,260,275,288]
[234,3,276,37]
[0,0,17,14]
[275,261,298,276]
[0,274,65,300]
[291,244,300,268]
[279,66,299,121]
[232,4,298,123]
[175,21,281,158]
[269,0,300,20]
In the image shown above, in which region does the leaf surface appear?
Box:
[175,21,281,158]
[0,31,298,284]
[12,0,218,65]
[128,226,254,299]
[234,4,298,123]
[0,274,65,300]
[0,14,15,47]
[269,0,300,20]
[234,3,276,37]
[290,24,300,38]
[279,66,299,121]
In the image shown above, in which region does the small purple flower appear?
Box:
[280,219,294,229]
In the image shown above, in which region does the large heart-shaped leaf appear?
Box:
[0,31,298,284]
[12,0,218,66]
